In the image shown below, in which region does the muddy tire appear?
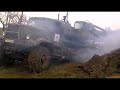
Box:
[28,46,50,73]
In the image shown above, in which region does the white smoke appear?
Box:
[73,29,120,63]
[29,17,120,63]
[98,30,120,55]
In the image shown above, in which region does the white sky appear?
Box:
[1,12,120,30]
[24,12,120,30]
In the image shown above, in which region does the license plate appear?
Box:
[5,39,14,43]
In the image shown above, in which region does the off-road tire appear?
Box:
[28,46,50,73]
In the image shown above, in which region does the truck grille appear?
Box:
[4,32,18,39]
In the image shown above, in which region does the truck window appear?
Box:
[7,24,19,32]
[74,22,83,30]
[29,18,58,32]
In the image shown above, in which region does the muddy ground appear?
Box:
[1,48,120,78]
[81,48,120,78]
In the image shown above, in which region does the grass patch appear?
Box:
[0,66,33,78]
[0,63,83,78]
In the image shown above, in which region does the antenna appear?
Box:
[58,14,60,20]
[66,11,68,22]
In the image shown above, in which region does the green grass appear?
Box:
[0,60,118,78]
[0,66,33,78]
[0,63,118,78]
[0,63,84,78]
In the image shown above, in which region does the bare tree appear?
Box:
[0,12,28,31]
[0,12,9,31]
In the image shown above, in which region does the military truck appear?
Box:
[0,17,105,72]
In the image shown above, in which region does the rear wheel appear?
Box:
[28,46,50,73]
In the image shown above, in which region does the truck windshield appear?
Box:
[4,32,18,39]
[7,24,19,32]
[28,18,64,34]
[29,19,56,30]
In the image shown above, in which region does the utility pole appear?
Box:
[19,11,23,25]
[6,12,10,27]
[66,11,68,22]
[58,14,60,20]
[18,11,23,39]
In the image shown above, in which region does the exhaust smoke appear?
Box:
[23,17,120,64]
[98,30,120,55]
[73,29,120,63]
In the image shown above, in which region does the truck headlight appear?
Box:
[26,35,30,40]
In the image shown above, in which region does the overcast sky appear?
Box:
[1,12,120,30]
[24,12,120,30]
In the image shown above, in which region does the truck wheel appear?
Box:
[28,46,50,73]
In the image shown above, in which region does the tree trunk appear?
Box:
[3,24,5,31]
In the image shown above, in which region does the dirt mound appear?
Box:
[13,48,120,78]
[77,48,120,78]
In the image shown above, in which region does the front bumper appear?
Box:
[2,39,34,54]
